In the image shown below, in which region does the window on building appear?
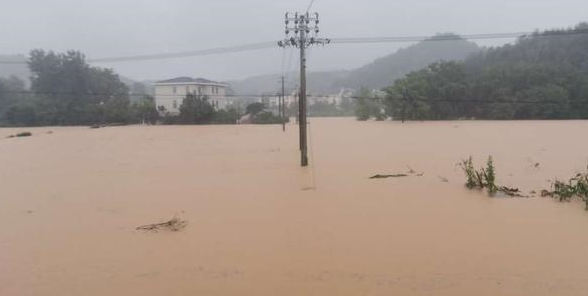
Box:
[198,86,202,95]
[173,100,177,109]
[186,86,190,94]
[173,86,177,94]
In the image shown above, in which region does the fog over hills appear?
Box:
[229,35,480,95]
[1,35,479,95]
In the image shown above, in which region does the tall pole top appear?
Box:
[278,12,330,49]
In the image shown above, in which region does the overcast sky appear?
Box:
[1,0,587,81]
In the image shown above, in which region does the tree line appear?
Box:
[0,50,159,126]
[0,50,288,126]
[356,23,588,121]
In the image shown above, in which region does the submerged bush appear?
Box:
[460,155,497,194]
[461,156,478,188]
[460,155,521,197]
[484,156,498,194]
[548,170,588,210]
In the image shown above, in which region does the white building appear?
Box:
[153,77,229,115]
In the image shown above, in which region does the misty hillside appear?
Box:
[230,34,479,95]
[336,34,480,90]
[228,70,350,96]
[384,23,588,120]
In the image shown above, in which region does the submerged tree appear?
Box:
[354,88,384,121]
[25,49,131,125]
[131,95,159,124]
[178,93,215,124]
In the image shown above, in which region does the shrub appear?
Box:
[461,156,477,189]
[484,156,498,194]
[460,156,503,196]
[549,171,588,210]
[251,111,283,124]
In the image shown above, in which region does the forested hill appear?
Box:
[336,34,479,90]
[384,23,588,120]
[230,34,479,95]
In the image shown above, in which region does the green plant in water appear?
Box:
[483,156,498,195]
[552,180,576,202]
[461,156,495,190]
[461,156,477,189]
[549,170,588,211]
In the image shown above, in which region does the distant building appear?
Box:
[153,77,228,115]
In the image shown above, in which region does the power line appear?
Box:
[306,0,317,13]
[0,41,276,65]
[2,29,586,65]
[1,90,271,98]
[330,30,588,44]
[4,90,588,105]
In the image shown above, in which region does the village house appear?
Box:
[153,77,229,115]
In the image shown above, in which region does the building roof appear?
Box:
[154,77,226,86]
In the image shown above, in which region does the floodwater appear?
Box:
[1,118,588,296]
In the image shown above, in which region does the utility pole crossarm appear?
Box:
[278,11,329,167]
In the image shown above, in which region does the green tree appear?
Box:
[131,95,159,124]
[354,88,384,121]
[212,108,241,124]
[27,49,130,125]
[0,76,28,121]
[178,93,214,124]
[381,24,588,120]
[245,102,265,115]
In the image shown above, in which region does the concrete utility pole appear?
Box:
[281,75,286,132]
[278,12,329,167]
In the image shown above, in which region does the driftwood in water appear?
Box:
[136,217,187,232]
[369,174,409,179]
[498,186,527,197]
[7,132,32,138]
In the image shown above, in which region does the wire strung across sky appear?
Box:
[2,29,587,65]
[306,0,318,13]
[0,41,277,65]
[4,90,588,105]
[329,30,588,44]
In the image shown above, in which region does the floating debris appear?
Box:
[498,186,528,198]
[7,132,32,138]
[369,174,409,179]
[406,166,416,174]
[16,132,32,137]
[136,217,187,232]
[526,157,541,169]
[438,176,449,183]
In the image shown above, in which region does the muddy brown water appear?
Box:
[1,118,588,296]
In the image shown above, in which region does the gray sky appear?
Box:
[1,0,587,81]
